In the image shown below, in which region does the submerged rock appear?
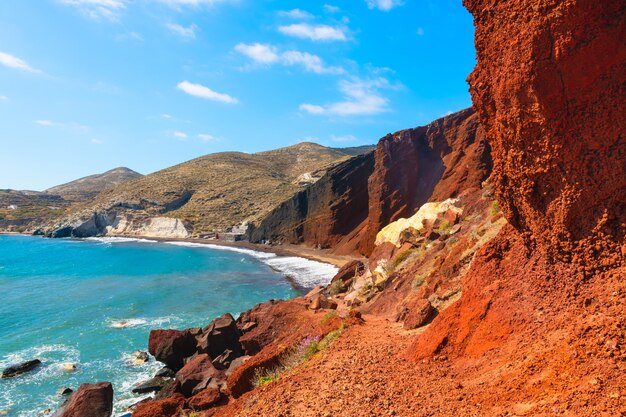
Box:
[1,359,41,378]
[129,351,149,366]
[57,387,73,396]
[55,382,113,417]
[60,363,77,373]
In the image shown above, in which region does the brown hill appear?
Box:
[41,142,374,237]
[45,167,142,201]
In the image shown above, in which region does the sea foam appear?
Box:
[165,241,338,289]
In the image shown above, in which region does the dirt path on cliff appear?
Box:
[220,316,482,417]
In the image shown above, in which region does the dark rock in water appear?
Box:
[55,382,113,417]
[132,377,169,394]
[1,359,41,378]
[57,387,73,396]
[50,226,73,239]
[175,354,222,397]
[148,329,197,370]
[197,313,243,359]
[155,366,175,378]
[211,348,237,370]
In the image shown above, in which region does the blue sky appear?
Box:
[0,0,476,190]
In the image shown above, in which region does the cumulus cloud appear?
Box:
[234,43,279,64]
[323,4,340,13]
[177,80,238,104]
[59,0,127,21]
[197,133,216,141]
[235,43,343,74]
[365,0,403,11]
[0,52,43,74]
[300,77,396,116]
[165,22,198,39]
[277,9,313,19]
[173,131,188,139]
[278,23,347,42]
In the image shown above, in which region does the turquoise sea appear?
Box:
[0,235,337,416]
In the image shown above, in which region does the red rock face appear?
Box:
[250,108,492,257]
[359,108,491,255]
[464,0,625,270]
[408,0,626,370]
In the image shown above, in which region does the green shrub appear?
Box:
[328,280,344,296]
[491,200,500,217]
[435,219,452,234]
[412,274,426,289]
[320,310,337,325]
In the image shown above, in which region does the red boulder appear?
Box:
[56,382,113,417]
[148,329,197,370]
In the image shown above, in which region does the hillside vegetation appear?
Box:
[44,142,374,235]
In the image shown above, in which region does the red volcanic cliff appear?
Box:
[465,0,625,270]
[407,0,625,412]
[359,107,491,255]
[250,108,492,256]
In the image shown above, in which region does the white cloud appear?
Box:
[156,0,236,8]
[35,120,89,133]
[278,24,347,42]
[299,104,325,114]
[91,138,104,144]
[0,52,42,74]
[173,131,188,139]
[330,134,357,142]
[197,133,216,141]
[234,43,279,64]
[235,43,343,74]
[165,22,198,39]
[278,9,313,19]
[323,4,340,13]
[281,51,343,74]
[0,96,8,101]
[177,80,238,104]
[161,113,173,119]
[300,77,395,116]
[365,0,403,11]
[59,0,127,21]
